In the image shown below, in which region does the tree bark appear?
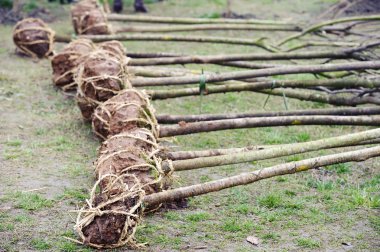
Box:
[81,34,276,52]
[258,88,380,106]
[147,78,380,99]
[115,24,300,33]
[130,61,380,87]
[156,106,380,124]
[158,115,380,137]
[145,145,380,206]
[166,138,380,160]
[107,13,295,26]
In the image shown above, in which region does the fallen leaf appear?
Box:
[247,236,259,246]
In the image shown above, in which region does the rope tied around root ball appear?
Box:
[71,0,111,35]
[75,49,131,120]
[13,18,55,58]
[73,127,171,248]
[92,89,159,139]
[51,39,96,91]
[73,173,145,249]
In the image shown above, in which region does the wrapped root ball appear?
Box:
[51,39,96,91]
[77,175,144,248]
[71,0,111,35]
[95,129,164,195]
[76,49,128,121]
[92,89,157,139]
[13,18,55,58]
[98,40,127,60]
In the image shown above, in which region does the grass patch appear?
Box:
[163,211,181,221]
[222,218,254,233]
[328,163,351,174]
[186,212,211,222]
[296,237,321,248]
[257,193,283,208]
[262,232,280,241]
[31,238,51,250]
[5,139,22,147]
[8,192,54,211]
[0,223,14,231]
[350,189,380,208]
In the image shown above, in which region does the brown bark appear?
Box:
[131,61,380,87]
[258,88,380,106]
[81,34,276,52]
[145,145,380,206]
[115,24,299,33]
[107,13,295,26]
[158,115,380,137]
[148,78,380,100]
[156,106,380,124]
[166,138,380,160]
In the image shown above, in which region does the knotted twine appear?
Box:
[75,49,131,120]
[13,18,55,58]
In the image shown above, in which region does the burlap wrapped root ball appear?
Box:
[51,39,96,91]
[71,0,111,35]
[75,49,130,121]
[98,41,127,60]
[75,128,167,248]
[92,89,157,140]
[13,18,55,58]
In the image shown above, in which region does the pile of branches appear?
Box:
[11,0,380,249]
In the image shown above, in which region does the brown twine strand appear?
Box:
[13,18,55,58]
[75,49,130,113]
[74,129,166,248]
[92,89,159,140]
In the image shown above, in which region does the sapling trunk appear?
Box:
[81,34,276,52]
[126,41,380,63]
[156,106,380,124]
[115,24,300,33]
[147,78,380,99]
[145,145,380,206]
[258,88,380,106]
[159,128,380,172]
[158,115,380,137]
[130,61,380,87]
[167,138,380,160]
[107,13,296,26]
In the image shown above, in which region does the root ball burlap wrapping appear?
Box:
[98,40,127,60]
[75,49,130,121]
[13,18,55,58]
[51,39,96,91]
[92,89,157,140]
[71,0,111,35]
[75,128,168,248]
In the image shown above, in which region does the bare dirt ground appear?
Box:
[0,0,379,251]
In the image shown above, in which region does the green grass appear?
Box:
[31,239,51,250]
[186,212,211,222]
[296,237,321,248]
[4,192,54,211]
[257,193,283,208]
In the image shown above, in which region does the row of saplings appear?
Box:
[11,3,380,249]
[49,39,380,248]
